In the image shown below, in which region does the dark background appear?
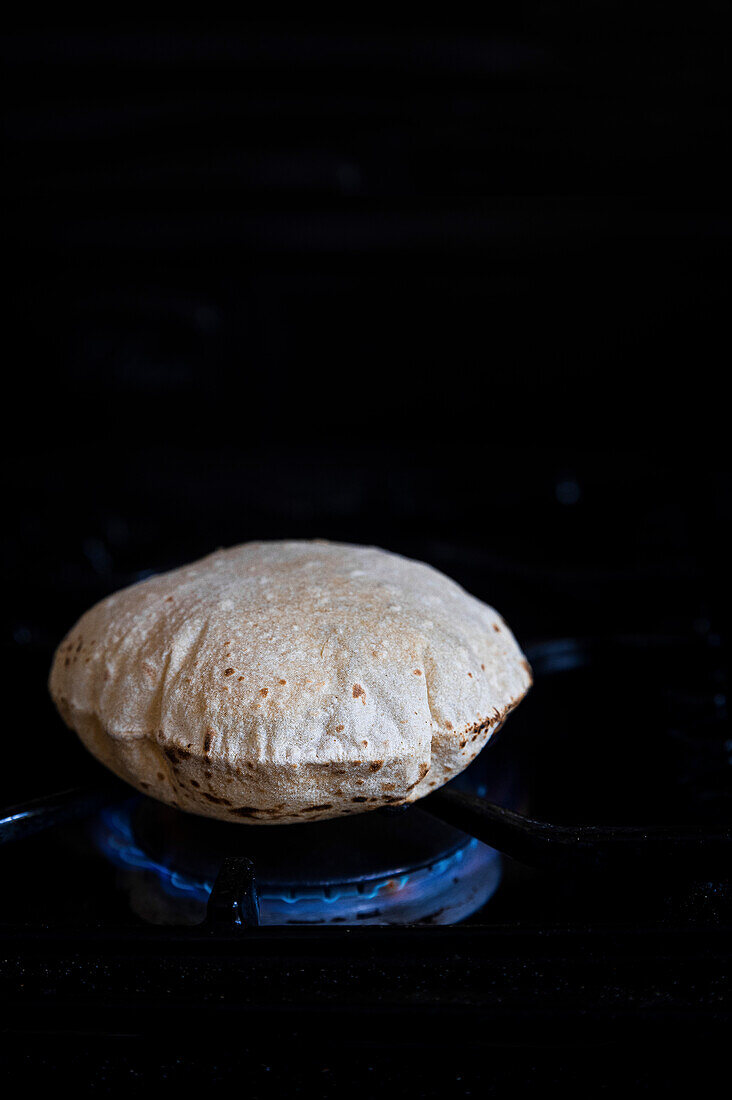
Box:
[2,13,730,806]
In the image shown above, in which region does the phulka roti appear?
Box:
[49,541,531,823]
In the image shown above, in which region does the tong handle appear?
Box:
[422,787,732,878]
[0,783,122,845]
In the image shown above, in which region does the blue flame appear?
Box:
[94,801,501,925]
[95,805,212,901]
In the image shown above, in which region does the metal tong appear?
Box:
[2,782,730,880]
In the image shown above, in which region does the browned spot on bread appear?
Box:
[224,668,235,676]
[413,669,422,676]
[335,724,344,732]
[156,772,164,781]
[362,740,368,747]
[303,803,333,812]
[238,676,245,681]
[190,779,200,788]
[369,761,384,772]
[352,683,366,702]
[445,720,453,731]
[260,687,269,697]
[351,796,368,803]
[231,807,260,817]
[382,782,396,791]
[203,729,214,755]
[481,663,486,671]
[202,792,232,806]
[456,696,524,749]
[493,624,501,633]
[165,596,174,602]
[468,671,473,678]
[279,678,287,685]
[419,763,429,779]
[140,781,150,790]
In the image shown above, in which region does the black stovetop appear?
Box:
[2,555,730,1088]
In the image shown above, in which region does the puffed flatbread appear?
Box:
[49,540,531,823]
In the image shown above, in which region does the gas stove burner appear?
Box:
[94,796,502,926]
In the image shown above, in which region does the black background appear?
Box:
[2,14,730,800]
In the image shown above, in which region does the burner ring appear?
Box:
[94,797,502,925]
